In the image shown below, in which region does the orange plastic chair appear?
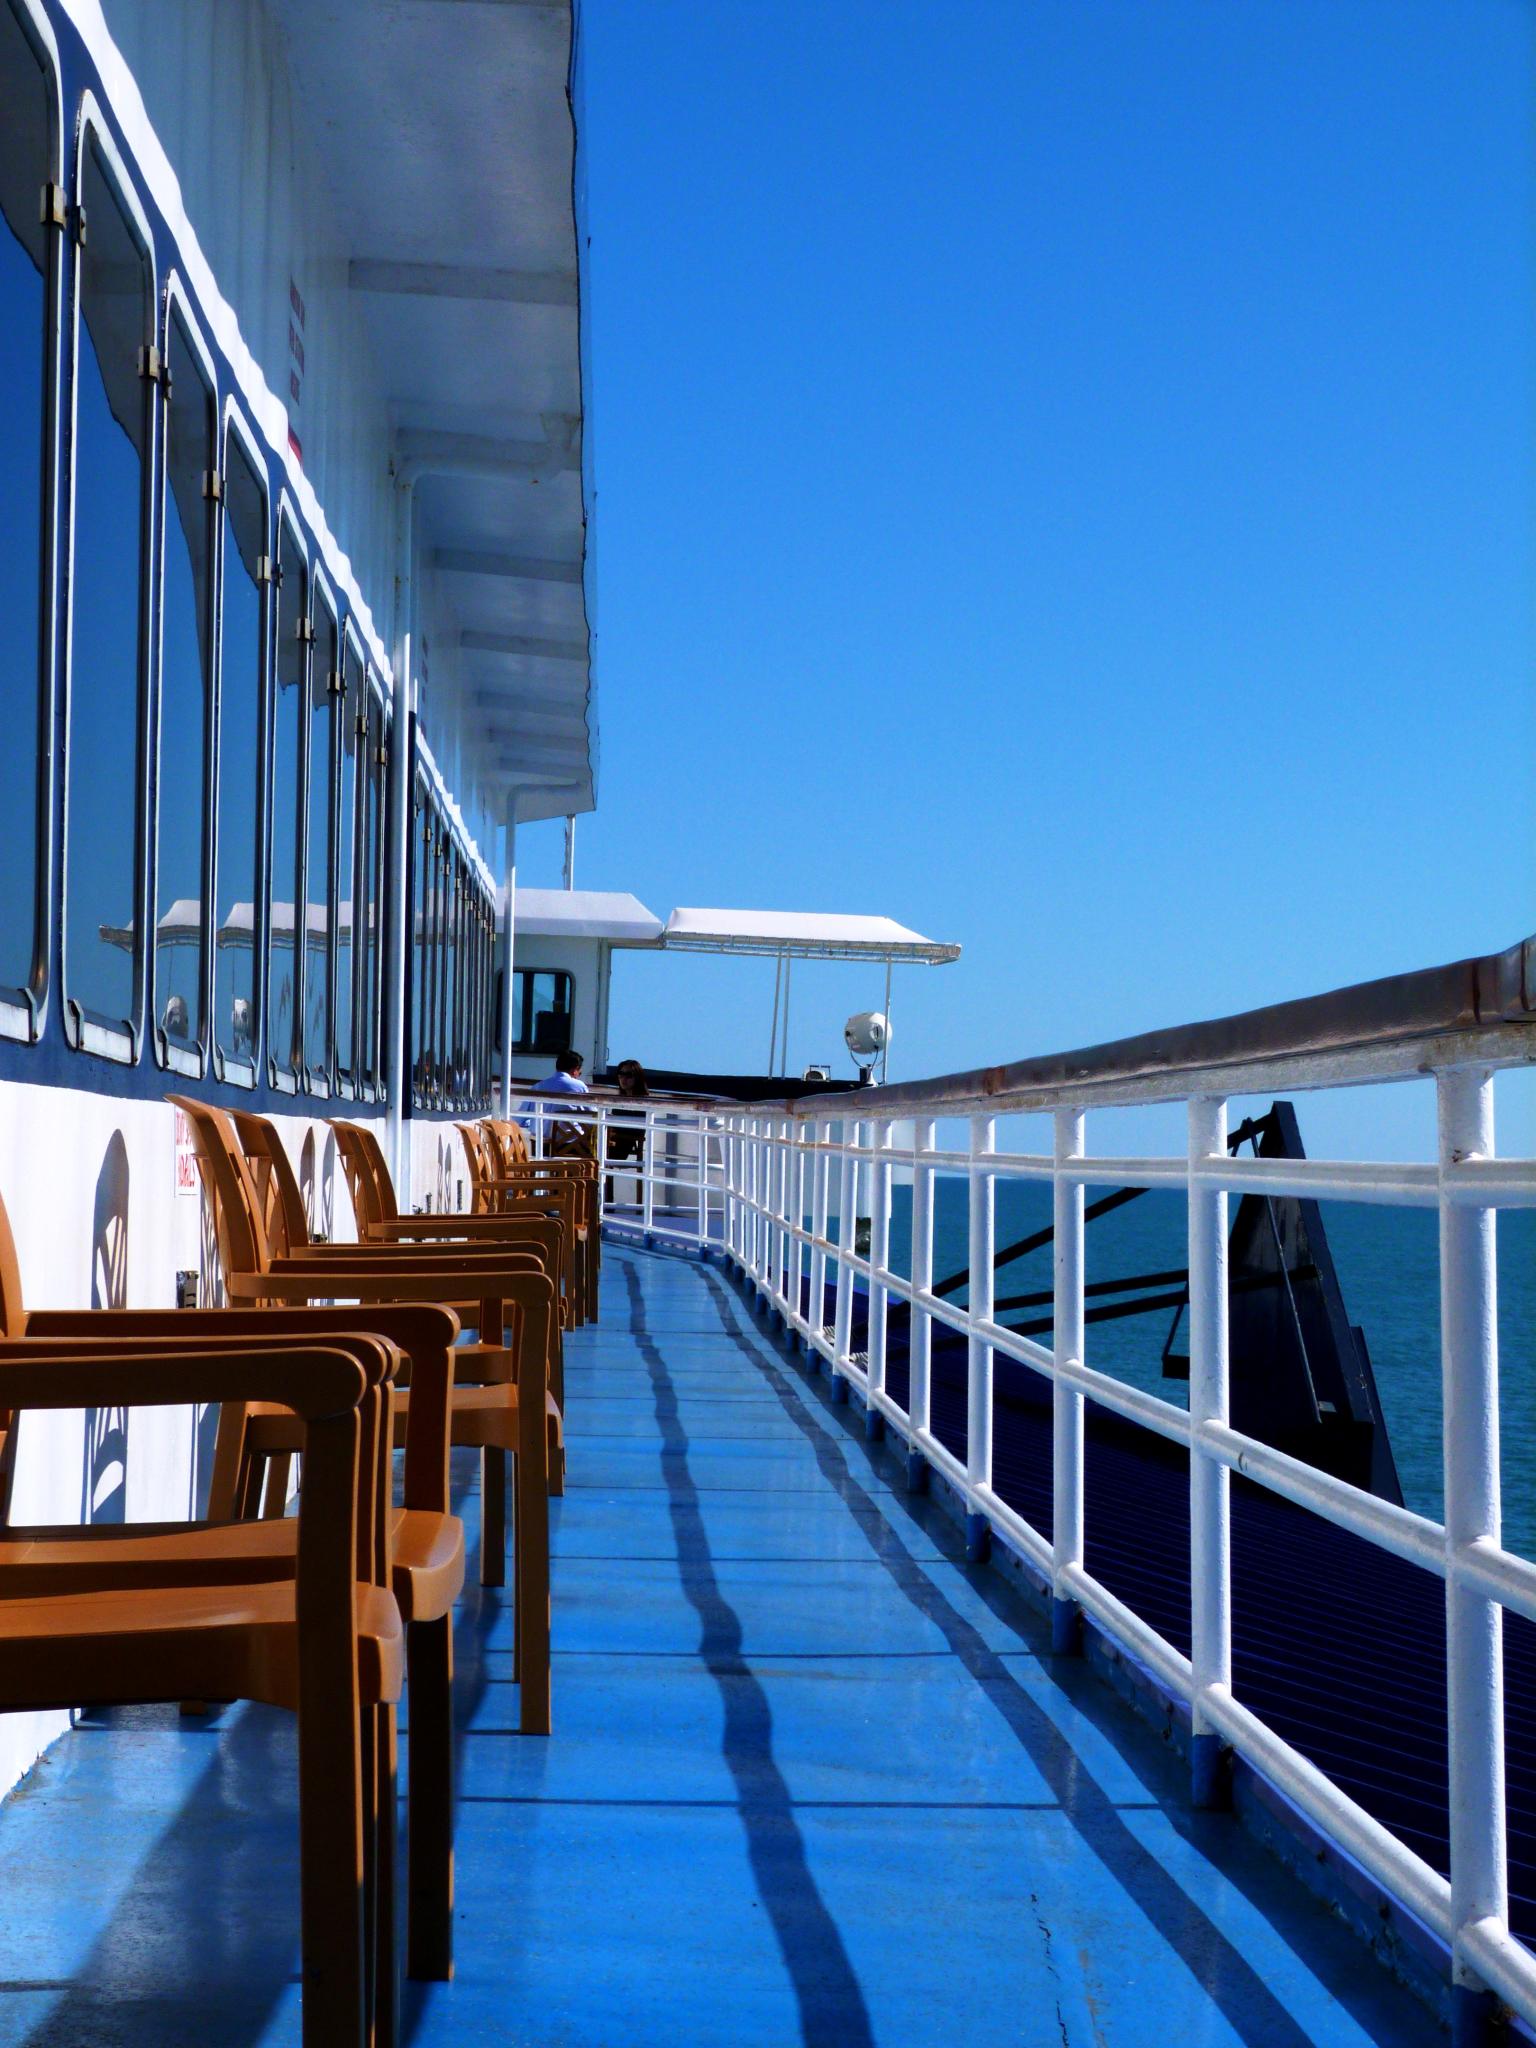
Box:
[170,1099,554,1734]
[0,1339,400,2047]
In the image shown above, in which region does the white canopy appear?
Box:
[501,888,664,945]
[661,908,959,966]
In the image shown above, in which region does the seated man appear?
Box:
[523,1048,594,1155]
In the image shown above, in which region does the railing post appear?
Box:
[641,1105,656,1241]
[1439,1066,1506,2040]
[1052,1107,1086,1652]
[694,1113,707,1249]
[831,1118,857,1402]
[729,1117,742,1265]
[776,1116,791,1310]
[965,1114,995,1560]
[787,1120,806,1338]
[1188,1095,1231,1808]
[866,1119,891,1439]
[907,1117,936,1490]
[595,1106,609,1231]
[810,1117,830,1366]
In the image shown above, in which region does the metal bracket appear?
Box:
[40,183,66,232]
[202,469,223,503]
[297,615,315,646]
[256,555,276,585]
[71,202,87,248]
[328,668,346,696]
[138,344,163,384]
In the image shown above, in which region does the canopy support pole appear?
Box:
[767,952,782,1076]
[781,952,792,1075]
[881,955,893,1083]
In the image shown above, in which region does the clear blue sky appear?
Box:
[518,0,1535,1153]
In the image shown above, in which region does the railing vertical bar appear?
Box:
[966,1114,996,1555]
[866,1119,891,1437]
[810,1117,830,1355]
[1052,1107,1086,1651]
[1440,1066,1507,2029]
[832,1118,858,1392]
[907,1117,936,1481]
[1189,1094,1231,1807]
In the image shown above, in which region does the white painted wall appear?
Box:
[0,1084,361,1797]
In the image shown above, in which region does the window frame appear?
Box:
[513,966,576,1059]
[0,0,63,1046]
[360,675,388,1100]
[332,621,365,1099]
[303,568,340,1096]
[210,400,271,1089]
[61,99,157,1064]
[266,496,309,1093]
[150,274,219,1080]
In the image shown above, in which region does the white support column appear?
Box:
[1188,1095,1231,1807]
[832,1119,858,1398]
[497,821,517,1119]
[907,1118,936,1483]
[965,1115,996,1557]
[384,470,416,1195]
[1052,1108,1086,1651]
[865,1120,892,1438]
[1439,1066,1506,2023]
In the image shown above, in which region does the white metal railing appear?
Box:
[520,940,1536,2024]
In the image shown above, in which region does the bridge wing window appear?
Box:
[268,516,306,1079]
[65,133,151,1041]
[305,592,337,1090]
[214,432,266,1073]
[515,969,574,1058]
[154,306,215,1060]
[0,2,51,1013]
[361,690,386,1092]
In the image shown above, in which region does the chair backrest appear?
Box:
[0,1178,26,1340]
[166,1096,273,1277]
[331,1119,398,1228]
[232,1112,312,1256]
[455,1122,497,1213]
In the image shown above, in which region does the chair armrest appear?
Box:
[0,1344,371,1418]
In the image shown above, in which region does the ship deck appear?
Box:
[0,1246,1444,2046]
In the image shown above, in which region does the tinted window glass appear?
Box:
[516,969,573,1055]
[0,5,49,1000]
[334,636,362,1077]
[410,786,427,1101]
[444,849,460,1100]
[215,435,265,1066]
[305,596,336,1087]
[268,521,305,1075]
[362,697,385,1088]
[67,138,149,1028]
[155,309,214,1054]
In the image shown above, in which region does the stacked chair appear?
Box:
[0,1099,589,2046]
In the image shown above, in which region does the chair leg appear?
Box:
[297,1668,368,2046]
[237,1451,267,1521]
[406,1615,454,1982]
[480,1446,506,1588]
[205,1401,248,1522]
[546,1413,564,1497]
[516,1437,551,1737]
[374,1703,399,2046]
[511,1456,522,1685]
[262,1451,294,1519]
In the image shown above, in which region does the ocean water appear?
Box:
[875,1179,1536,1557]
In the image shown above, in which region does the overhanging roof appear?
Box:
[503,888,664,946]
[266,0,595,827]
[661,908,960,966]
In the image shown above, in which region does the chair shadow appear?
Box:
[82,1132,130,1526]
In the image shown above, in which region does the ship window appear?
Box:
[214,429,266,1072]
[268,515,306,1079]
[361,691,387,1091]
[445,848,461,1102]
[514,970,574,1057]
[305,590,337,1089]
[153,304,215,1061]
[0,1,51,1014]
[65,133,151,1041]
[334,632,363,1081]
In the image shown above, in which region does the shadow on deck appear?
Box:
[0,1247,1444,2046]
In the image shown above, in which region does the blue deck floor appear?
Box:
[0,1247,1445,2046]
